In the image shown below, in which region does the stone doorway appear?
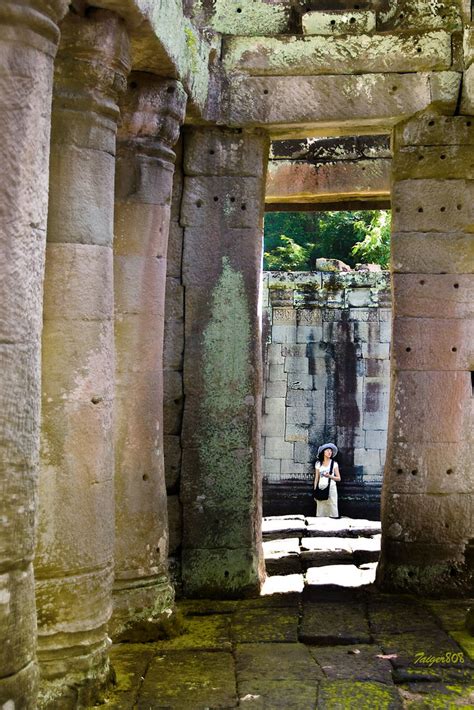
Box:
[260,137,392,521]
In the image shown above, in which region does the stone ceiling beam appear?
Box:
[226,71,461,137]
[222,31,453,76]
[266,157,391,206]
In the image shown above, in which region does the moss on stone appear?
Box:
[318,679,401,709]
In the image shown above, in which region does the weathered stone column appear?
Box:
[112,73,187,638]
[378,111,474,594]
[180,128,269,596]
[0,1,68,706]
[35,10,130,704]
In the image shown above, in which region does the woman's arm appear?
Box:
[331,462,341,482]
[313,463,320,489]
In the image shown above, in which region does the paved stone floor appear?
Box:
[103,518,474,709]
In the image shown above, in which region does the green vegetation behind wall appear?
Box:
[263,210,391,270]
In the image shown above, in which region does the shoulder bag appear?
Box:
[313,459,334,502]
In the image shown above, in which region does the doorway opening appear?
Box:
[260,135,392,590]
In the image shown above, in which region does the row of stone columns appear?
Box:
[0,4,187,707]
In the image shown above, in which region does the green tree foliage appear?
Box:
[351,210,391,268]
[263,210,391,271]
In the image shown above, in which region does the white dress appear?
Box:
[315,462,339,518]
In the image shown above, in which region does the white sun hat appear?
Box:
[317,442,338,457]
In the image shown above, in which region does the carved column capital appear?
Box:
[0,0,69,56]
[54,8,131,126]
[118,72,187,162]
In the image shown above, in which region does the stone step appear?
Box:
[264,535,381,574]
[305,563,377,588]
[304,517,381,538]
[262,516,381,541]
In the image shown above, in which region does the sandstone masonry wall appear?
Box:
[262,269,391,519]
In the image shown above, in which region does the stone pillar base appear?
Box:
[110,575,176,642]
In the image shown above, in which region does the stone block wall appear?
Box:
[164,139,185,593]
[262,269,391,519]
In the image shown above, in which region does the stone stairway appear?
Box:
[263,515,381,587]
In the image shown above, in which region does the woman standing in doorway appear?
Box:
[314,443,341,518]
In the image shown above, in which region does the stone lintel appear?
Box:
[227,72,455,134]
[265,158,391,204]
[270,135,391,161]
[223,31,452,76]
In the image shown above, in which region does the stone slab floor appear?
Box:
[103,518,474,709]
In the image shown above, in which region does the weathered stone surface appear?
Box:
[153,615,231,651]
[0,0,70,702]
[318,680,402,709]
[266,158,390,205]
[181,548,265,598]
[302,10,376,35]
[461,63,474,114]
[265,552,302,576]
[382,492,473,546]
[310,644,393,683]
[181,176,263,228]
[392,274,473,319]
[107,644,154,707]
[393,144,474,181]
[299,602,371,645]
[166,221,183,277]
[209,0,292,36]
[392,317,473,370]
[236,642,322,681]
[183,502,256,549]
[138,651,236,709]
[376,629,468,669]
[163,317,184,370]
[223,31,452,76]
[377,0,462,32]
[397,113,474,147]
[184,127,269,176]
[36,12,130,697]
[391,232,474,274]
[228,73,432,132]
[392,179,474,233]
[164,435,181,491]
[163,369,184,435]
[238,680,317,709]
[391,371,470,443]
[113,77,185,648]
[304,518,381,538]
[368,597,442,635]
[235,642,320,707]
[232,607,299,643]
[167,495,182,555]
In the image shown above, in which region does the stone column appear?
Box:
[35,10,130,704]
[180,128,269,596]
[377,111,474,594]
[0,1,69,706]
[112,72,187,639]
